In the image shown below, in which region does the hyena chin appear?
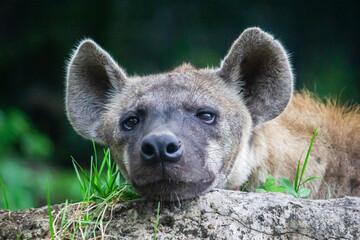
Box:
[66,27,360,201]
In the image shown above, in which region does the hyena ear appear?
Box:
[218,27,293,125]
[66,39,127,144]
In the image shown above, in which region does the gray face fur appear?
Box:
[66,27,293,201]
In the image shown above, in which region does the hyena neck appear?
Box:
[225,123,295,191]
[242,128,273,191]
[224,129,258,190]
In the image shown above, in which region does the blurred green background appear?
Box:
[0,1,359,210]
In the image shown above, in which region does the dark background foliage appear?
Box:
[0,1,359,209]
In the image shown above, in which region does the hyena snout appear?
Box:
[140,132,184,164]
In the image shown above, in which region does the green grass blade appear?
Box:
[60,200,68,231]
[46,184,54,240]
[0,177,10,210]
[241,182,249,192]
[153,202,161,240]
[91,160,105,197]
[88,156,94,198]
[299,127,317,188]
[299,176,331,199]
[108,170,120,191]
[98,149,108,177]
[92,161,100,182]
[92,140,98,167]
[72,157,89,181]
[294,152,303,191]
[109,150,117,172]
[72,157,88,177]
[69,219,102,225]
[72,157,89,197]
[71,143,140,208]
[298,177,320,187]
[90,182,103,198]
[105,151,113,186]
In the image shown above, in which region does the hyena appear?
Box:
[66,27,360,200]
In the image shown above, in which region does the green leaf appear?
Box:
[298,188,311,198]
[265,174,276,190]
[255,187,267,192]
[290,192,299,198]
[268,186,286,193]
[281,178,298,197]
[280,177,293,189]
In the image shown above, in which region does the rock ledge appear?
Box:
[1,190,359,239]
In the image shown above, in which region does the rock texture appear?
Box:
[1,190,359,239]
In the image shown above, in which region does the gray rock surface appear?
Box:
[0,190,359,239]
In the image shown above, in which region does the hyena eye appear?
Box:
[196,112,216,124]
[122,117,140,131]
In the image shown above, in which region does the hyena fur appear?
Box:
[66,27,360,200]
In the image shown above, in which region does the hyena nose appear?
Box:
[140,134,183,164]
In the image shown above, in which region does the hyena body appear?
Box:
[66,28,360,200]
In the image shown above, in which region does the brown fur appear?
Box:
[251,91,360,199]
[65,28,360,200]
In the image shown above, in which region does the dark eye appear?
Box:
[196,112,216,124]
[122,117,140,131]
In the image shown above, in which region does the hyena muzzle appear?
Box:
[66,27,360,201]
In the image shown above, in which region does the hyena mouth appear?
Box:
[132,177,214,201]
[127,130,216,200]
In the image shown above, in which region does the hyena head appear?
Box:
[66,28,293,201]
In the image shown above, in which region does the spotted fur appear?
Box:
[66,28,359,200]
